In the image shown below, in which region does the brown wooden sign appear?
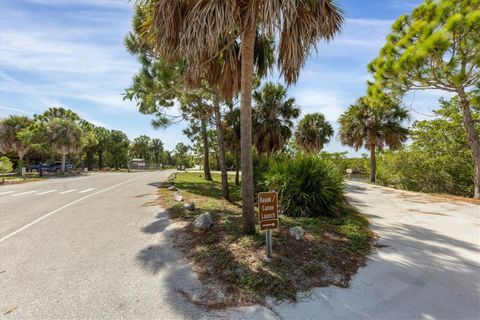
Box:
[258,191,279,231]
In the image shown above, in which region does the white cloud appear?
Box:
[0,106,34,118]
[314,18,393,59]
[0,0,139,114]
[291,89,347,123]
[402,89,456,121]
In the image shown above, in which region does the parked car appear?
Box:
[28,161,73,173]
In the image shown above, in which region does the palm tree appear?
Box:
[0,115,33,169]
[137,0,343,234]
[35,107,80,122]
[151,138,164,170]
[42,119,85,173]
[295,113,333,153]
[338,97,409,182]
[253,82,300,155]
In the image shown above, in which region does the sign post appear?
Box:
[258,191,279,261]
[346,168,353,180]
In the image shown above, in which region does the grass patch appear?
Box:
[1,175,46,184]
[157,172,373,306]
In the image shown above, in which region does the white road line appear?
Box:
[36,190,57,195]
[0,191,15,195]
[78,188,95,194]
[59,189,77,194]
[0,173,148,243]
[11,191,38,197]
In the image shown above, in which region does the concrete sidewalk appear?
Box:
[222,181,480,320]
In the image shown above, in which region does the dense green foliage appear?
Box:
[0,115,34,167]
[172,142,193,168]
[0,107,186,171]
[369,0,479,95]
[368,0,480,197]
[0,156,13,173]
[252,152,270,194]
[319,152,369,176]
[265,154,345,217]
[377,97,478,197]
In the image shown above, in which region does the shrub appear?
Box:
[0,156,13,173]
[377,149,474,197]
[252,151,270,194]
[265,153,345,217]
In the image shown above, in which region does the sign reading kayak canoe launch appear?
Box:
[258,191,279,231]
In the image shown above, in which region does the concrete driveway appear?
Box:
[226,181,479,320]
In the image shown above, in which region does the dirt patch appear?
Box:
[408,208,448,216]
[382,188,480,205]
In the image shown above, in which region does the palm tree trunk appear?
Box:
[201,115,212,181]
[458,88,480,198]
[213,92,230,200]
[369,144,376,183]
[240,24,256,234]
[61,153,66,174]
[235,152,240,186]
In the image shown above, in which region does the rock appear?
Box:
[235,267,246,277]
[174,194,183,202]
[194,212,212,229]
[168,185,177,191]
[289,226,305,240]
[184,202,195,211]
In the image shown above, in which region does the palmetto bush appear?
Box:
[252,151,270,194]
[265,154,345,217]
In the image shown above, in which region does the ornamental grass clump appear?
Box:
[265,154,345,217]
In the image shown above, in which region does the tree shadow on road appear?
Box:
[134,208,219,317]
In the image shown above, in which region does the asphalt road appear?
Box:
[0,171,210,319]
[1,174,479,319]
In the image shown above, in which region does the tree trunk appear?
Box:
[86,150,94,170]
[240,24,256,234]
[98,151,104,170]
[213,93,230,200]
[235,152,240,186]
[17,152,25,173]
[457,89,480,198]
[61,153,66,174]
[201,116,212,181]
[369,144,376,183]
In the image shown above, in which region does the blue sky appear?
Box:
[0,0,452,155]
